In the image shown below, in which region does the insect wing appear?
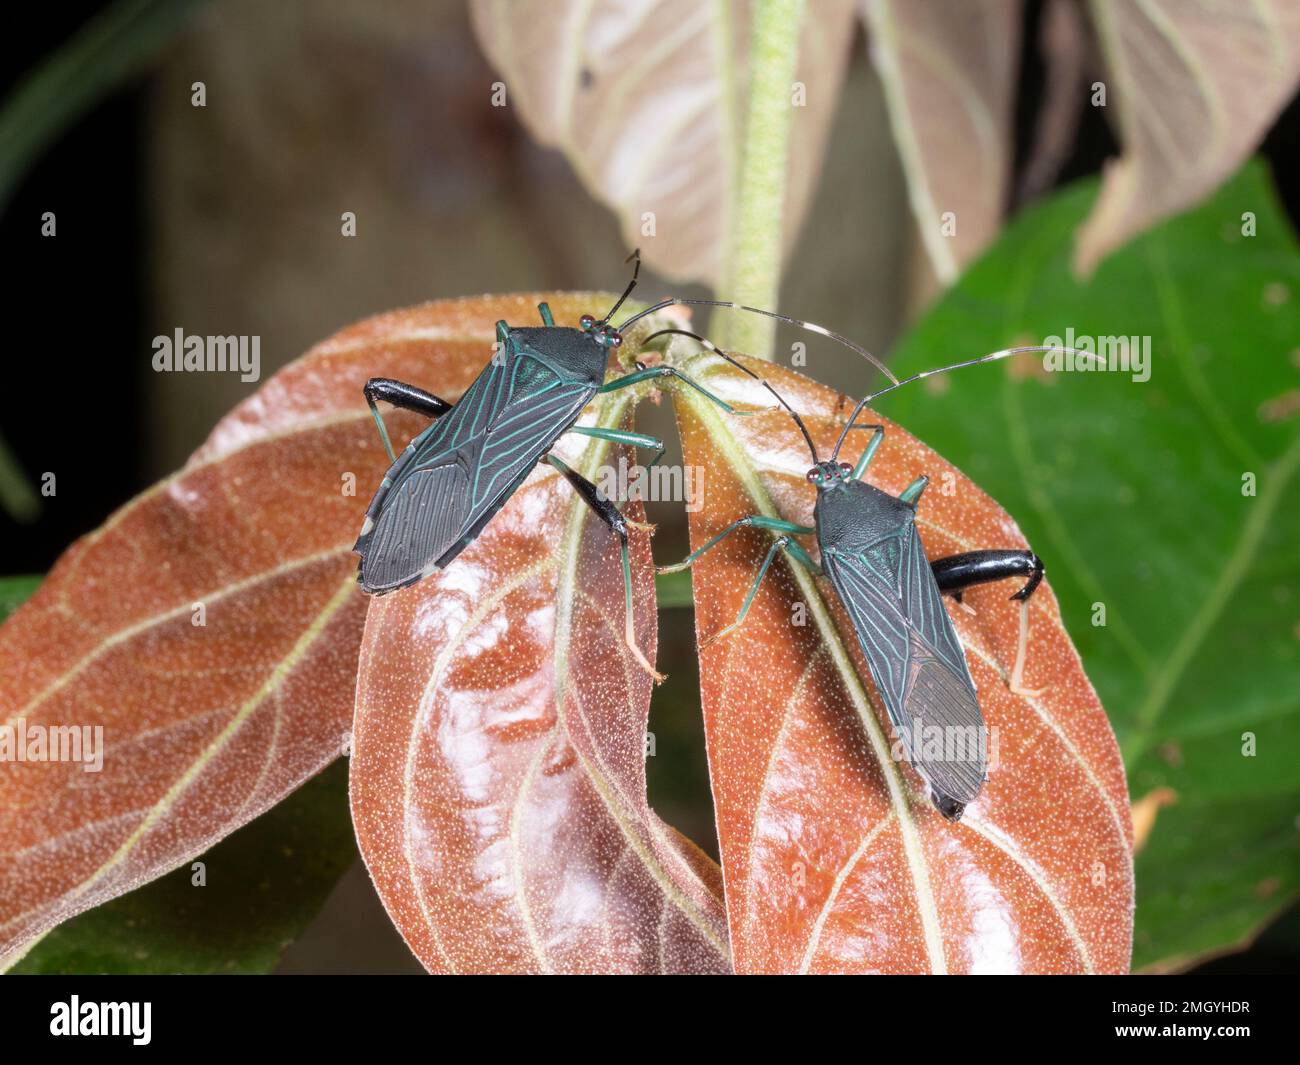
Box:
[356,350,595,592]
[825,523,986,807]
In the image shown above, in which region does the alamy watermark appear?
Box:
[50,997,150,1045]
[152,328,260,383]
[0,719,103,772]
[594,457,704,512]
[1043,328,1150,383]
[891,719,1000,775]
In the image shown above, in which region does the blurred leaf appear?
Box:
[0,576,41,623]
[0,294,576,964]
[654,568,695,609]
[0,434,39,523]
[468,0,855,301]
[675,354,1132,973]
[863,0,1021,282]
[10,759,354,974]
[350,300,730,975]
[883,160,1300,970]
[0,0,208,217]
[1076,0,1300,275]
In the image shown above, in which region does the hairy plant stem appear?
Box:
[714,0,806,360]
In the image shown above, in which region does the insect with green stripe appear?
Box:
[657,335,1101,819]
[354,253,898,681]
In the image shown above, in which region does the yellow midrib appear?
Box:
[679,369,949,974]
[547,393,732,966]
[2,574,358,953]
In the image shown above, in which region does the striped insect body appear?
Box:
[355,323,607,593]
[661,351,1060,821]
[815,469,987,817]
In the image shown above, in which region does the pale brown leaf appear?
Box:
[1076,0,1300,275]
[0,294,613,967]
[863,0,1022,282]
[468,0,856,286]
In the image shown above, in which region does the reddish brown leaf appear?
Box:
[0,294,608,966]
[350,384,730,975]
[674,355,1134,974]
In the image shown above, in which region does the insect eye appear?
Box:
[840,462,853,476]
[806,469,820,483]
[606,330,623,348]
[580,314,596,331]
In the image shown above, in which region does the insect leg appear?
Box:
[657,515,813,574]
[538,302,555,326]
[780,537,822,576]
[566,425,666,469]
[898,475,928,506]
[697,532,821,646]
[565,426,663,530]
[363,378,454,463]
[931,549,1046,697]
[848,425,885,480]
[544,453,665,684]
[598,365,747,416]
[930,549,1043,602]
[701,536,790,648]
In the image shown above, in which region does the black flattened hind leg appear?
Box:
[364,377,453,418]
[931,548,1046,699]
[545,453,631,545]
[930,549,1043,603]
[543,454,664,684]
[364,377,454,462]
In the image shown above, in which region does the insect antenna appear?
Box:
[830,343,1111,460]
[599,249,641,326]
[620,298,899,388]
[644,326,820,465]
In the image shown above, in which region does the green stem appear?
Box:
[716,0,806,359]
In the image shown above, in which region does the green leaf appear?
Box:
[9,760,356,974]
[654,568,695,610]
[883,159,1300,971]
[0,575,42,622]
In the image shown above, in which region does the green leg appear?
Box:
[567,425,665,468]
[658,514,814,574]
[849,425,885,481]
[703,531,824,645]
[367,398,397,464]
[899,475,928,506]
[364,379,452,465]
[538,302,555,326]
[659,514,822,645]
[780,537,821,575]
[702,536,788,646]
[598,365,749,416]
[544,452,662,681]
